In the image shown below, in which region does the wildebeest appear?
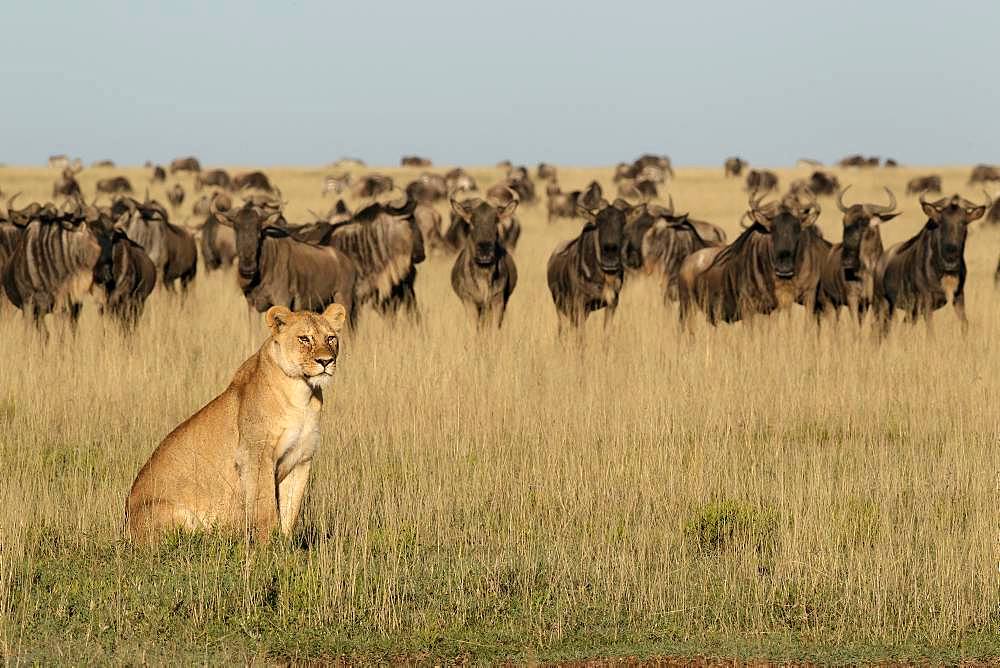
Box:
[198,205,237,272]
[166,183,185,210]
[814,187,900,323]
[117,196,197,291]
[405,173,448,203]
[2,199,101,334]
[92,159,115,168]
[546,182,583,224]
[52,167,82,199]
[151,165,167,183]
[678,190,822,327]
[96,176,134,194]
[745,169,778,193]
[232,171,275,193]
[489,170,536,206]
[351,174,394,199]
[839,154,880,168]
[48,155,71,169]
[195,169,232,191]
[90,212,157,330]
[617,178,658,202]
[210,196,357,323]
[413,203,444,252]
[546,189,626,332]
[445,168,477,193]
[789,171,840,197]
[0,194,27,284]
[906,175,942,195]
[451,189,522,251]
[401,156,432,167]
[322,173,351,196]
[884,158,898,167]
[724,157,747,177]
[537,163,558,182]
[170,156,201,174]
[875,193,989,334]
[449,195,519,328]
[968,164,1000,184]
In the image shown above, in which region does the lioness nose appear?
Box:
[316,357,334,368]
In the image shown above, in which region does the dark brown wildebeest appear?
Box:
[96,176,133,194]
[724,157,747,178]
[906,175,942,195]
[677,190,822,327]
[166,183,185,210]
[884,158,898,167]
[52,167,82,199]
[0,194,27,285]
[968,164,1000,184]
[117,196,197,291]
[322,173,351,196]
[401,156,432,167]
[90,213,157,330]
[445,168,477,193]
[232,170,275,193]
[170,156,201,174]
[791,170,840,197]
[92,159,115,168]
[490,169,536,206]
[546,182,582,224]
[839,154,880,168]
[198,206,237,272]
[2,199,101,335]
[211,196,357,324]
[617,178,658,202]
[546,188,626,332]
[623,198,727,301]
[405,173,448,203]
[449,195,519,328]
[195,169,232,191]
[413,203,444,252]
[537,163,557,182]
[875,193,989,335]
[351,174,394,199]
[151,165,167,183]
[745,169,778,193]
[814,187,899,323]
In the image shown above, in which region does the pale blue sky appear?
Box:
[1,0,996,167]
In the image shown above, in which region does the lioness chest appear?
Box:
[271,409,321,482]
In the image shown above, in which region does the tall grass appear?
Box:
[0,164,998,662]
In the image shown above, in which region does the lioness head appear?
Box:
[265,304,347,388]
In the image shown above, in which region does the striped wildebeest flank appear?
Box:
[546,186,626,333]
[169,156,201,174]
[52,166,82,199]
[968,164,1000,184]
[745,169,778,193]
[449,194,519,329]
[232,171,275,193]
[116,196,197,291]
[151,165,167,183]
[96,176,133,195]
[210,195,357,325]
[906,175,942,195]
[537,163,557,182]
[401,155,432,167]
[166,183,185,211]
[724,157,746,178]
[677,189,822,328]
[194,169,232,192]
[351,174,395,199]
[321,173,351,196]
[306,194,425,320]
[89,208,157,331]
[622,196,727,302]
[814,187,900,324]
[1,198,101,335]
[0,194,28,288]
[875,192,990,336]
[789,171,840,197]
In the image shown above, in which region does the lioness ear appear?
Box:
[266,306,294,334]
[322,303,347,331]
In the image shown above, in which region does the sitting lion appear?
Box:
[126,303,347,543]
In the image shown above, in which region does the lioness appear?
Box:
[126,303,347,543]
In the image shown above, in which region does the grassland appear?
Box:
[0,163,999,664]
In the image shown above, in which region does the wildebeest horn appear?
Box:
[665,193,674,215]
[863,187,897,216]
[835,185,852,213]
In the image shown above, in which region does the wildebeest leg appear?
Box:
[953,293,968,335]
[603,302,618,330]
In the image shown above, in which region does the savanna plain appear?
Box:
[1,163,999,664]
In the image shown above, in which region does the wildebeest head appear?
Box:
[450,193,518,266]
[920,193,990,273]
[747,189,820,279]
[579,194,626,274]
[89,206,131,289]
[621,195,688,269]
[835,186,899,279]
[211,194,282,280]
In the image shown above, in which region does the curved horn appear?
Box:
[665,193,674,215]
[835,185,852,213]
[864,187,897,215]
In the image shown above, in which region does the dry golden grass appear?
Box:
[0,163,999,663]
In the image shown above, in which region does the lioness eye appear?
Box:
[298,335,311,345]
[326,336,337,346]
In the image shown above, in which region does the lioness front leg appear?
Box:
[277,460,312,537]
[237,448,279,540]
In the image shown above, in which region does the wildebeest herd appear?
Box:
[1,155,997,340]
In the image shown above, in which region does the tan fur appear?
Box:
[125,304,347,544]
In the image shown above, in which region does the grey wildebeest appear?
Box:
[233,171,275,193]
[875,192,989,335]
[170,156,201,174]
[537,163,558,182]
[401,155,432,167]
[96,176,134,194]
[745,169,778,193]
[617,178,658,202]
[814,187,900,323]
[789,171,840,197]
[445,168,477,194]
[969,164,1000,184]
[449,195,519,328]
[198,197,238,272]
[166,183,185,210]
[677,190,822,327]
[546,190,626,332]
[91,214,157,330]
[151,165,167,183]
[53,167,82,199]
[211,195,357,325]
[546,182,583,224]
[724,157,746,177]
[906,175,942,195]
[351,174,394,199]
[322,173,351,196]
[195,169,232,191]
[116,196,197,291]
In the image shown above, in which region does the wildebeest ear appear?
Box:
[450,198,470,220]
[266,306,294,334]
[964,205,987,223]
[920,200,941,221]
[322,303,347,331]
[497,198,518,219]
